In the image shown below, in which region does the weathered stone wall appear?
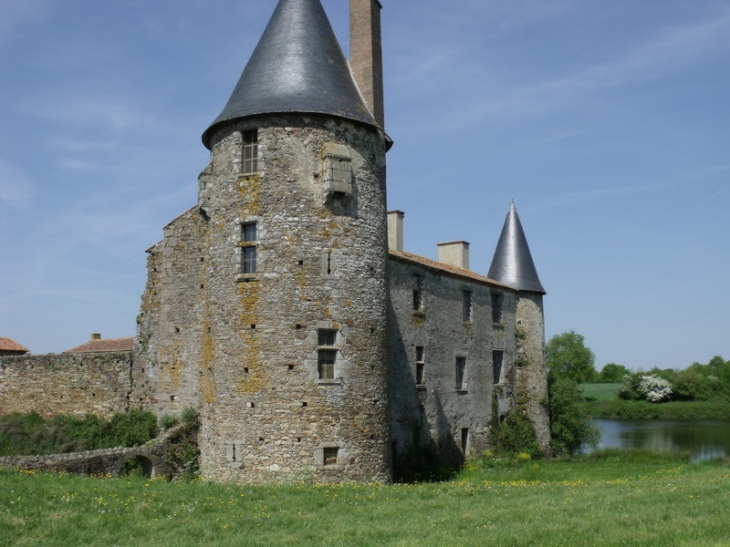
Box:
[0,353,133,419]
[140,114,390,484]
[0,422,199,480]
[387,255,520,473]
[515,293,551,454]
[134,206,208,417]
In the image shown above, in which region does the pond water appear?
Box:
[593,419,730,461]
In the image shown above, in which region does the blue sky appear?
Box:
[1,0,728,370]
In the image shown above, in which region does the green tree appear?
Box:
[598,363,631,383]
[549,378,600,456]
[545,330,597,384]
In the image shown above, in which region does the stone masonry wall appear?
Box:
[141,114,391,484]
[0,352,134,419]
[515,293,551,454]
[388,255,519,472]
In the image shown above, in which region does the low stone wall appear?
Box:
[0,423,199,479]
[0,352,134,419]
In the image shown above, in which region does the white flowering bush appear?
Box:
[637,374,673,403]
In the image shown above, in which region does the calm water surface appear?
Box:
[593,419,730,460]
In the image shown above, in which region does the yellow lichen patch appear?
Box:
[412,313,425,328]
[236,279,266,394]
[237,332,266,394]
[237,174,261,217]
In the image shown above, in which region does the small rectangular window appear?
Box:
[317,329,338,380]
[240,222,257,274]
[318,350,336,380]
[461,428,469,453]
[492,351,504,384]
[318,330,337,347]
[242,130,258,174]
[323,447,339,465]
[491,292,504,324]
[455,357,467,390]
[412,275,424,311]
[415,346,425,385]
[462,291,472,322]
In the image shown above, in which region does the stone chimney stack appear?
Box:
[350,0,385,128]
[388,210,404,252]
[91,333,101,340]
[438,241,470,270]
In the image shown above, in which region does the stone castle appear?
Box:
[0,0,550,483]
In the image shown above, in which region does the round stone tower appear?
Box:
[488,202,551,454]
[195,0,391,483]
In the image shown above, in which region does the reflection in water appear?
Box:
[594,420,730,461]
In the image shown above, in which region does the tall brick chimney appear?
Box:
[350,0,385,128]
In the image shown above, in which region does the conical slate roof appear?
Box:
[488,202,546,294]
[202,0,376,148]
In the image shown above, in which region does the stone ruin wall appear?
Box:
[0,352,134,419]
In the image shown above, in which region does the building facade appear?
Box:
[1,0,550,484]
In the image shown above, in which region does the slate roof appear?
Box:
[0,337,29,354]
[487,202,546,294]
[389,250,515,291]
[63,337,134,354]
[202,0,376,148]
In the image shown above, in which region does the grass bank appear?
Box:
[581,384,730,420]
[2,451,729,546]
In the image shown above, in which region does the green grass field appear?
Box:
[2,451,729,547]
[581,383,621,402]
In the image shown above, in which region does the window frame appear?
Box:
[239,222,258,275]
[242,130,258,174]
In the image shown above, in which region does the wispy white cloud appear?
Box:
[0,158,36,206]
[410,5,730,131]
[27,94,160,132]
[0,0,54,44]
[528,164,730,212]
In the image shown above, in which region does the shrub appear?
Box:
[493,412,541,458]
[549,378,600,456]
[160,415,179,431]
[637,374,673,403]
[181,407,200,424]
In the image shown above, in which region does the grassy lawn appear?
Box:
[581,383,621,402]
[2,452,730,547]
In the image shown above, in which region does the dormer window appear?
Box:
[242,130,258,174]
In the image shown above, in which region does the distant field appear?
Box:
[581,383,621,402]
[2,452,729,546]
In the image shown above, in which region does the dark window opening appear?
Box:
[412,275,424,311]
[461,428,469,452]
[318,330,337,347]
[318,350,336,380]
[323,447,339,465]
[462,290,472,322]
[492,351,504,384]
[456,357,467,390]
[491,292,504,324]
[415,346,425,385]
[240,222,257,274]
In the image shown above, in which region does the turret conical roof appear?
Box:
[202,0,377,148]
[488,202,546,294]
